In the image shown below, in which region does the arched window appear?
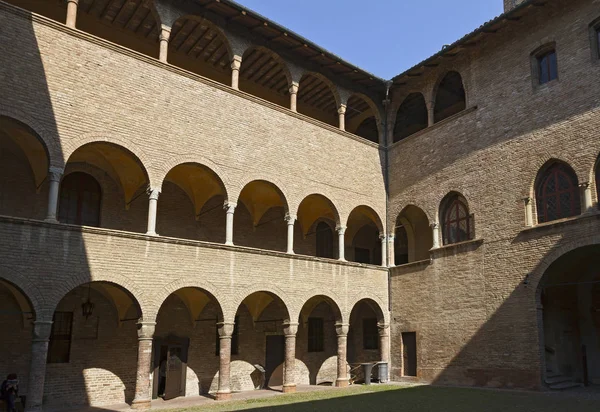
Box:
[316,221,334,258]
[58,172,101,227]
[434,72,466,123]
[536,163,580,223]
[441,194,473,245]
[394,225,409,265]
[394,93,428,142]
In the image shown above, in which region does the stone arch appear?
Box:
[228,285,295,324]
[393,92,428,143]
[155,154,232,195]
[239,46,293,107]
[346,205,384,234]
[0,108,63,169]
[297,72,340,127]
[433,71,467,123]
[298,293,344,324]
[395,204,432,264]
[532,159,581,224]
[295,193,342,236]
[347,295,389,324]
[0,265,45,321]
[390,200,434,227]
[346,93,382,144]
[527,156,582,198]
[234,179,291,220]
[148,278,225,322]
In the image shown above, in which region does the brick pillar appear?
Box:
[65,0,79,28]
[283,322,298,393]
[146,189,160,235]
[131,322,155,410]
[379,233,387,267]
[159,26,171,63]
[231,56,242,90]
[431,222,440,249]
[216,322,235,400]
[335,323,349,387]
[338,104,347,131]
[224,202,236,246]
[580,182,593,212]
[336,226,346,261]
[524,197,534,226]
[289,82,299,112]
[387,234,395,267]
[378,323,390,383]
[285,214,296,254]
[45,168,63,222]
[25,321,53,412]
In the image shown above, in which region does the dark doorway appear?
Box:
[153,336,189,400]
[402,332,417,377]
[265,335,285,387]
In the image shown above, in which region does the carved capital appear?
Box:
[335,225,346,235]
[377,323,390,337]
[66,0,79,5]
[337,104,347,115]
[48,167,64,182]
[159,26,171,42]
[335,323,349,337]
[148,188,161,201]
[579,181,590,189]
[223,202,237,214]
[289,82,299,95]
[137,322,156,340]
[283,322,299,336]
[32,321,53,341]
[217,322,235,338]
[231,55,242,71]
[379,232,387,241]
[523,196,532,204]
[430,222,439,230]
[285,213,297,224]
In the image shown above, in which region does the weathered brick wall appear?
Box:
[388,0,600,389]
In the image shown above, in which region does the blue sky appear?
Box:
[235,0,504,79]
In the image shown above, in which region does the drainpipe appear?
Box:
[384,80,392,313]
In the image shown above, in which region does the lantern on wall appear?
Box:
[81,284,95,319]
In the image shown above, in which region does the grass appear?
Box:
[169,384,600,412]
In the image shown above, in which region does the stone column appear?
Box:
[285,214,296,254]
[132,322,155,410]
[338,104,347,131]
[65,0,79,28]
[431,222,440,249]
[45,168,63,222]
[379,233,387,267]
[159,26,171,63]
[146,189,160,236]
[336,226,346,261]
[224,202,236,246]
[335,323,349,387]
[524,197,534,226]
[25,321,53,412]
[231,55,242,90]
[580,182,593,212]
[427,102,435,126]
[289,82,299,112]
[216,322,235,400]
[283,322,298,393]
[387,234,395,267]
[378,323,390,382]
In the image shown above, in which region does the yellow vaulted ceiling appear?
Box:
[297,194,337,236]
[346,206,381,240]
[0,118,49,188]
[165,164,225,216]
[239,181,285,226]
[174,288,212,326]
[91,282,138,326]
[69,143,147,205]
[243,292,274,322]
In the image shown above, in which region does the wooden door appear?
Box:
[402,332,417,377]
[164,345,183,400]
[265,335,285,387]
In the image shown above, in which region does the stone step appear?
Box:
[545,375,572,384]
[549,381,582,390]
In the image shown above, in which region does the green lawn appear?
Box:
[170,385,600,412]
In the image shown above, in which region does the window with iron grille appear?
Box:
[536,163,581,223]
[58,172,101,227]
[363,318,379,350]
[308,318,324,352]
[442,194,474,245]
[48,312,73,364]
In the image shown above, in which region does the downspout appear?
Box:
[383,80,392,313]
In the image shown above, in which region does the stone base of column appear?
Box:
[282,384,296,393]
[215,391,232,401]
[44,218,58,223]
[335,378,349,387]
[131,399,151,410]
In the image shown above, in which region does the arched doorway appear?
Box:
[538,245,600,388]
[348,298,387,383]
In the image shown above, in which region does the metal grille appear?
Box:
[536,164,580,223]
[442,196,473,245]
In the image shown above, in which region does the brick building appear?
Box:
[0,0,598,410]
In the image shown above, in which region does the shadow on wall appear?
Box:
[0,5,141,410]
[428,226,600,390]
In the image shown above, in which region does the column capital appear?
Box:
[48,167,64,182]
[285,213,297,224]
[159,26,172,41]
[337,104,347,115]
[379,232,386,241]
[136,322,155,340]
[32,320,53,341]
[335,322,349,337]
[336,225,346,235]
[217,322,235,338]
[387,233,395,242]
[66,0,79,4]
[147,188,161,200]
[223,202,237,214]
[377,323,390,337]
[289,82,299,95]
[283,322,299,336]
[430,221,439,229]
[231,55,242,71]
[579,181,591,189]
[523,196,532,204]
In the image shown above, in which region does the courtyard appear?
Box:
[149,384,600,412]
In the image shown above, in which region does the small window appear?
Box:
[216,316,239,356]
[363,318,379,350]
[48,312,73,364]
[307,318,324,352]
[441,194,474,245]
[532,46,558,86]
[536,163,580,223]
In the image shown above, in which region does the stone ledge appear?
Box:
[430,238,484,257]
[0,1,380,150]
[517,210,600,240]
[388,106,478,150]
[390,259,431,276]
[0,214,388,272]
